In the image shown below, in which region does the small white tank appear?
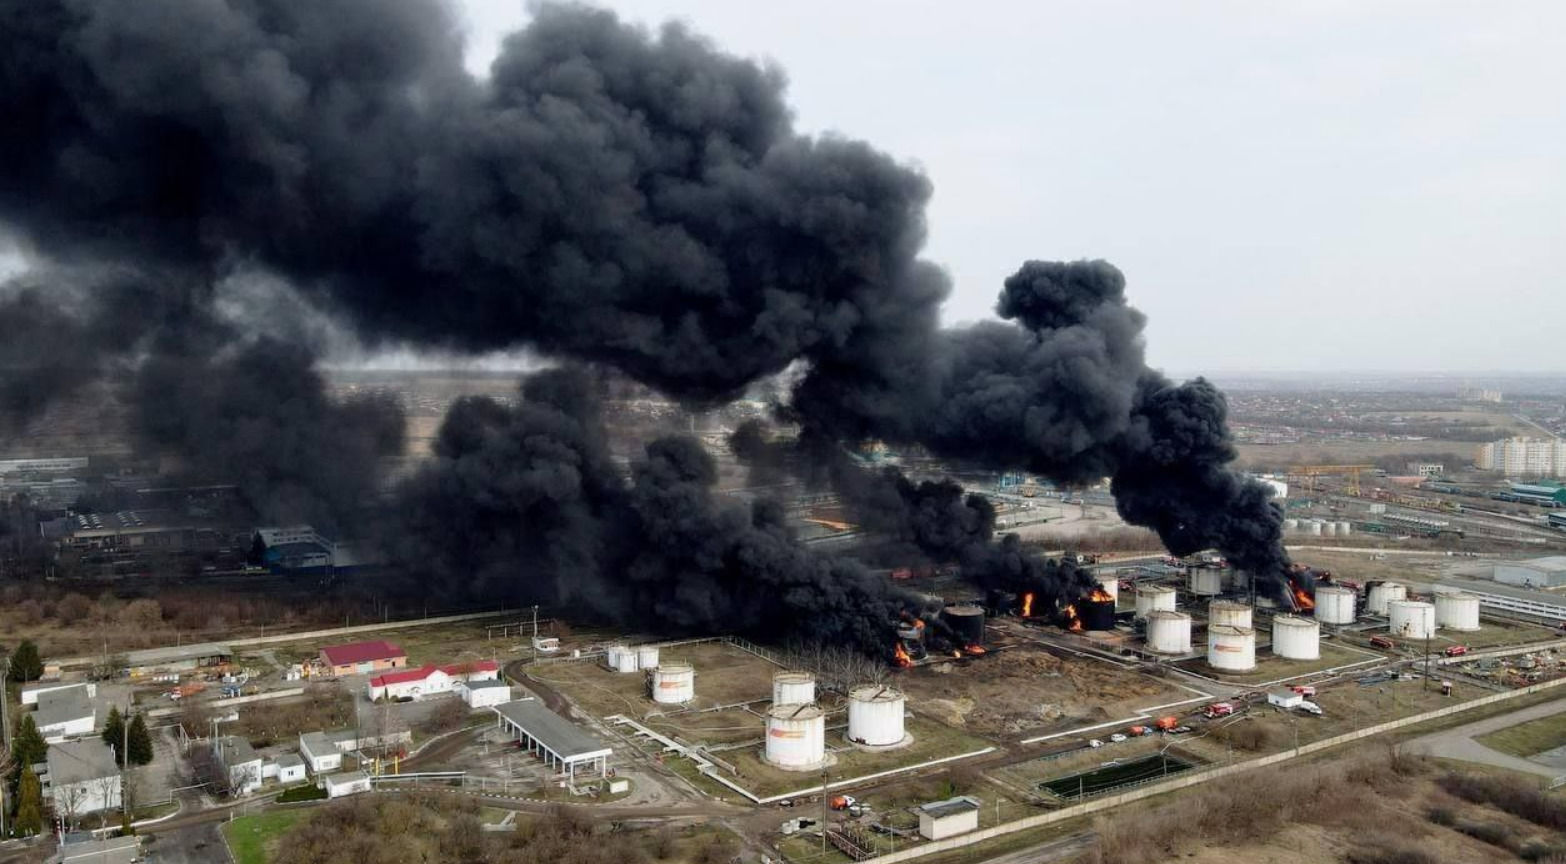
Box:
[1189,569,1223,596]
[1209,600,1253,630]
[1284,518,1300,533]
[772,671,816,706]
[1389,600,1436,639]
[1314,585,1357,625]
[1367,582,1407,616]
[651,662,694,703]
[847,685,907,747]
[604,645,629,672]
[1434,593,1481,632]
[1134,585,1178,620]
[1146,610,1192,654]
[1322,521,1338,537]
[1336,521,1352,536]
[1208,625,1256,672]
[1272,615,1320,660]
[613,647,639,674]
[765,703,826,770]
[1304,521,1323,536]
[636,645,660,670]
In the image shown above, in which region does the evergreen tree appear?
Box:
[127,713,154,766]
[15,764,43,836]
[102,705,125,767]
[11,715,47,776]
[9,640,43,683]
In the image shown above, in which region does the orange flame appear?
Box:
[914,619,926,631]
[965,644,987,655]
[1021,592,1035,618]
[894,642,913,667]
[1089,587,1115,603]
[1290,579,1315,612]
[1064,603,1082,632]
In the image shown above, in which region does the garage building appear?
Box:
[492,699,612,781]
[918,796,981,840]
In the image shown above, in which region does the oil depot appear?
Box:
[1367,582,1408,616]
[637,645,660,670]
[1189,568,1223,596]
[1134,585,1177,620]
[1208,600,1253,630]
[604,645,639,674]
[940,605,986,645]
[1388,600,1436,639]
[1271,615,1320,660]
[1208,625,1256,672]
[765,703,827,770]
[847,685,909,748]
[1146,610,1192,654]
[1434,592,1481,631]
[772,671,816,706]
[651,662,695,704]
[1314,585,1357,625]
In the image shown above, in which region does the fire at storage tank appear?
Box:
[941,604,987,648]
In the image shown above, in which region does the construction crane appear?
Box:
[1289,464,1376,497]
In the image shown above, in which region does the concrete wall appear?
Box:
[857,675,1566,864]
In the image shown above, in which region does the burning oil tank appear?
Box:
[1079,597,1117,631]
[896,622,927,660]
[765,703,826,770]
[1189,568,1223,596]
[636,645,660,670]
[1146,610,1192,654]
[1095,574,1119,605]
[1389,600,1436,639]
[1314,585,1357,625]
[1209,600,1253,630]
[1434,592,1481,632]
[1367,581,1408,616]
[1134,585,1177,620]
[1208,625,1257,672]
[772,671,816,706]
[1271,615,1320,660]
[940,605,986,646]
[651,662,694,704]
[847,685,907,747]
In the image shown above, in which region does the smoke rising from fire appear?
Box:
[0,1,1290,621]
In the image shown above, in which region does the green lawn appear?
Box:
[1476,709,1566,757]
[221,810,306,864]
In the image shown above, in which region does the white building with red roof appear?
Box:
[367,660,500,702]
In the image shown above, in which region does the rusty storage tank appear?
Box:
[940,605,986,646]
[772,671,816,706]
[651,663,694,704]
[1208,600,1253,630]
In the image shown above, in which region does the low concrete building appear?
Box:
[21,681,96,707]
[122,642,232,678]
[45,740,121,820]
[53,835,141,864]
[918,796,980,841]
[34,685,96,743]
[456,678,512,708]
[215,736,263,796]
[299,731,343,775]
[324,771,372,799]
[274,752,307,785]
[1267,690,1304,709]
[1494,556,1566,589]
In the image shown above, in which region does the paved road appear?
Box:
[978,831,1096,864]
[1401,696,1566,778]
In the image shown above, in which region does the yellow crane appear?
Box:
[1289,464,1377,497]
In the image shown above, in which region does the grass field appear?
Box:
[525,640,778,719]
[221,810,306,864]
[1476,709,1566,757]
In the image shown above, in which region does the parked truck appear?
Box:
[1204,703,1235,718]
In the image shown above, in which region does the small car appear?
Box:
[1109,733,1128,743]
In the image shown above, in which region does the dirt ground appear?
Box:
[897,646,1190,739]
[524,640,779,720]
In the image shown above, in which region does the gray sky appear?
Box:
[458,0,1565,375]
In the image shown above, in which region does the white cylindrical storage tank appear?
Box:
[1095,574,1119,605]
[636,645,660,670]
[1322,521,1338,537]
[772,671,816,706]
[848,685,907,747]
[613,647,639,673]
[1367,582,1407,616]
[1208,625,1256,672]
[1435,593,1481,632]
[1304,520,1322,536]
[1135,585,1178,620]
[1284,518,1300,533]
[651,663,694,704]
[1209,600,1253,631]
[604,645,628,671]
[765,703,826,770]
[1272,615,1320,660]
[1146,611,1192,654]
[1388,600,1436,640]
[1314,585,1357,625]
[1189,569,1223,596]
[1336,521,1352,537]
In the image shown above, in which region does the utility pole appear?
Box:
[2,655,12,750]
[820,766,829,854]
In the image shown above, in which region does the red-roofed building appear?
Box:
[366,659,501,702]
[319,641,407,677]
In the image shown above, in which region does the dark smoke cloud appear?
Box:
[0,2,1289,616]
[388,369,921,652]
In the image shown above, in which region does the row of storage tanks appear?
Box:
[764,672,909,771]
[1283,519,1354,537]
[604,644,696,705]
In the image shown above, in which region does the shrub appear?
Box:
[277,785,328,803]
[1438,773,1566,832]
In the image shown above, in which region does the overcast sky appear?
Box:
[457,0,1565,376]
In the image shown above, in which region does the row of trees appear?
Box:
[8,714,49,836]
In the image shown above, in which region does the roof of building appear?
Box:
[320,640,405,666]
[919,796,981,819]
[369,660,499,688]
[122,642,232,666]
[324,770,370,787]
[492,699,611,760]
[275,752,305,768]
[299,731,336,759]
[217,735,259,766]
[442,660,500,676]
[35,686,94,729]
[47,739,118,786]
[1500,556,1566,572]
[460,679,510,690]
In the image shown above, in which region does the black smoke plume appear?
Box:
[0,2,1289,615]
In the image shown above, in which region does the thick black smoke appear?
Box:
[0,2,1289,614]
[388,369,921,652]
